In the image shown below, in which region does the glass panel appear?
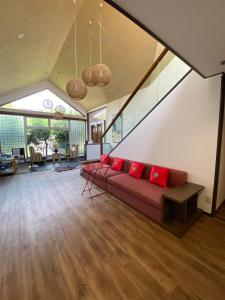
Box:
[27,128,69,156]
[50,119,69,129]
[0,114,26,154]
[69,120,86,156]
[1,89,82,116]
[26,117,49,128]
[103,51,191,154]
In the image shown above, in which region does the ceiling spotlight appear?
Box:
[17,33,25,39]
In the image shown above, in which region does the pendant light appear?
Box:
[82,21,96,87]
[55,105,66,114]
[53,112,64,120]
[92,2,112,87]
[66,0,87,100]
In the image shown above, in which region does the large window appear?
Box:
[2,89,82,117]
[0,114,86,157]
[0,115,26,154]
[70,120,86,156]
[26,117,49,128]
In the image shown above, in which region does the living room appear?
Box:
[0,1,225,300]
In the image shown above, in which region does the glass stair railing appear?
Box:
[101,49,191,154]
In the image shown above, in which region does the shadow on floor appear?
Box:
[16,158,83,175]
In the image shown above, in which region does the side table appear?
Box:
[82,163,110,201]
[162,182,204,236]
[52,153,61,163]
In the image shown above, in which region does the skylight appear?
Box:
[1,89,82,116]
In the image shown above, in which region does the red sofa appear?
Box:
[82,157,187,223]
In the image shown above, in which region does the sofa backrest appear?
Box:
[109,157,131,173]
[109,157,187,187]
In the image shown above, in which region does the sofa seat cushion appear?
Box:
[83,163,122,181]
[94,168,122,181]
[108,173,163,210]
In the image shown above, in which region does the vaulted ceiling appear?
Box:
[0,0,158,111]
[108,0,225,77]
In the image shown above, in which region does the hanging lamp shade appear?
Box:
[66,79,87,100]
[82,67,96,87]
[93,3,112,87]
[92,63,112,87]
[55,105,66,114]
[53,112,64,120]
[66,3,88,100]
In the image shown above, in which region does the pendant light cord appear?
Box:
[74,16,78,79]
[89,29,92,67]
[99,2,102,64]
[73,1,78,80]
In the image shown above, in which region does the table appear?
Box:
[82,163,111,201]
[52,153,61,163]
[162,182,204,236]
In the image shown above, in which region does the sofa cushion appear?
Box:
[150,165,169,188]
[100,154,110,165]
[129,161,145,179]
[94,168,122,181]
[111,158,125,171]
[108,173,163,210]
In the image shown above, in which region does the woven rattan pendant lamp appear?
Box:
[66,0,87,100]
[92,2,112,87]
[82,21,96,87]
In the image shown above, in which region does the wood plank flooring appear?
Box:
[0,170,225,300]
[216,202,225,221]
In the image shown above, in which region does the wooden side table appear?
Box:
[162,182,204,236]
[52,153,61,163]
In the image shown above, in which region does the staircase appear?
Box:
[101,49,191,154]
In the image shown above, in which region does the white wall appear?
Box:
[216,90,225,210]
[112,71,221,213]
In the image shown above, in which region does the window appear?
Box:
[1,89,82,116]
[0,115,26,154]
[26,117,49,128]
[50,119,69,129]
[69,120,86,156]
[0,114,86,157]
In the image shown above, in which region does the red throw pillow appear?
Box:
[129,161,145,179]
[111,158,124,171]
[100,154,110,165]
[149,166,169,188]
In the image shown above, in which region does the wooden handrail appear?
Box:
[101,48,168,140]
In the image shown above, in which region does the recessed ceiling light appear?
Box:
[17,33,25,39]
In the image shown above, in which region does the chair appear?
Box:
[67,144,79,161]
[29,146,46,165]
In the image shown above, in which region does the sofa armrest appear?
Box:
[81,159,100,165]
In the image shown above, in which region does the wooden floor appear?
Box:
[216,202,225,221]
[0,170,225,300]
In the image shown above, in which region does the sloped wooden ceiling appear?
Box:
[0,0,83,98]
[0,0,158,111]
[50,0,158,111]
